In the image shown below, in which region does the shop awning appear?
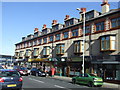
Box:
[91,61,120,64]
[28,58,48,62]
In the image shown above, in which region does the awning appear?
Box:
[28,58,48,62]
[91,61,120,64]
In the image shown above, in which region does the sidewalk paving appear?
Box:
[51,75,120,89]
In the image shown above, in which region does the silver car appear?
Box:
[0,69,23,90]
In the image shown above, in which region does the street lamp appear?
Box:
[76,8,86,76]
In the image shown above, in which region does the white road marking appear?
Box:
[54,85,65,88]
[28,78,44,83]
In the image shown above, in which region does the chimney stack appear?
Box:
[64,15,70,20]
[34,28,39,33]
[42,24,47,29]
[52,20,57,25]
[101,0,110,14]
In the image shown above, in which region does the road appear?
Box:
[22,75,118,90]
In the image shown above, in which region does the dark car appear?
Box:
[13,66,28,76]
[30,68,46,77]
[0,69,23,90]
[0,66,4,69]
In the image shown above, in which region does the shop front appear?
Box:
[91,60,120,81]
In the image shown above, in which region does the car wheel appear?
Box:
[88,81,94,87]
[72,79,76,84]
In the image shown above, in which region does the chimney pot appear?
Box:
[52,20,57,25]
[64,15,70,20]
[81,8,86,13]
[42,24,47,29]
[34,28,39,33]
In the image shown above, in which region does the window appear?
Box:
[111,17,120,28]
[33,40,37,46]
[43,46,50,56]
[19,51,24,57]
[101,36,116,51]
[25,49,31,57]
[53,26,58,31]
[72,29,78,37]
[43,37,47,44]
[96,22,104,31]
[63,31,69,39]
[74,41,83,53]
[38,39,42,44]
[49,36,53,42]
[55,34,60,41]
[85,26,91,34]
[56,44,65,55]
[65,19,74,27]
[33,48,39,56]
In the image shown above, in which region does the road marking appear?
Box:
[54,85,65,88]
[29,78,44,83]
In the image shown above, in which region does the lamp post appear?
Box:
[76,8,86,76]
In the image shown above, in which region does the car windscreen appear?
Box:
[89,74,97,77]
[0,71,20,77]
[21,67,27,70]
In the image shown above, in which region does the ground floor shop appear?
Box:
[92,61,120,81]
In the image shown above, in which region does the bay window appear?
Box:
[101,35,116,51]
[43,46,50,56]
[56,44,65,55]
[74,40,83,54]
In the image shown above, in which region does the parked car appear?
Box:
[0,65,4,69]
[0,69,23,90]
[30,68,47,77]
[19,67,28,76]
[13,66,28,76]
[72,73,103,87]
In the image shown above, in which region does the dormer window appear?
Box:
[100,35,116,51]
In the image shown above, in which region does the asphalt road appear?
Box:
[22,76,118,90]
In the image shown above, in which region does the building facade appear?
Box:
[15,1,120,81]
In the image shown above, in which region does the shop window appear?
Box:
[74,40,83,54]
[111,17,120,28]
[63,31,69,39]
[56,44,65,55]
[72,29,78,37]
[43,46,50,56]
[95,22,104,31]
[101,36,116,51]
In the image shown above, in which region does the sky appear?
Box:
[0,0,119,56]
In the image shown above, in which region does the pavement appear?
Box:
[51,75,120,89]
